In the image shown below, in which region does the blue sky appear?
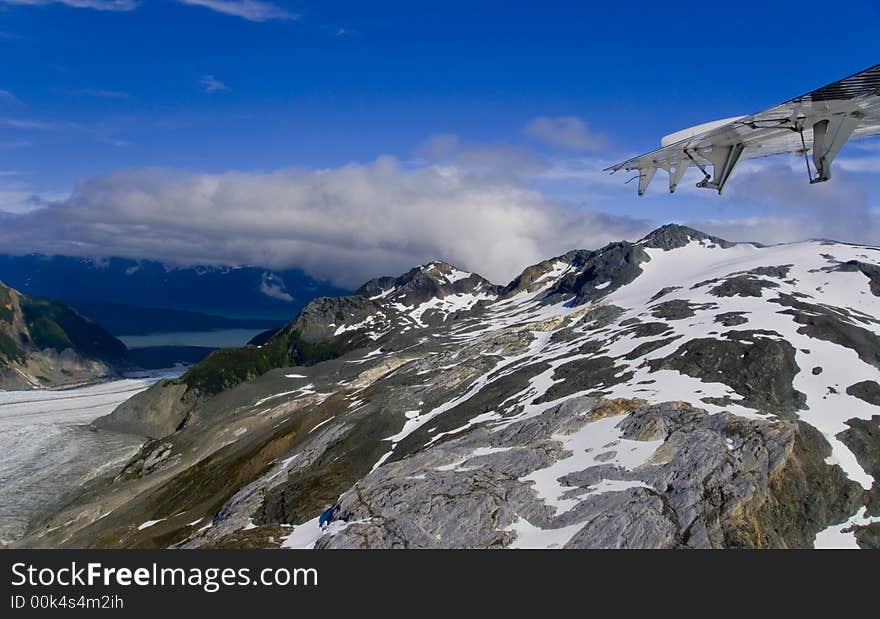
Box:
[1,0,879,286]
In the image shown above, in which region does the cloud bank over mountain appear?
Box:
[0,158,650,287]
[2,135,880,289]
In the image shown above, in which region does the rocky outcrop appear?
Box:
[773,294,880,370]
[546,242,650,306]
[501,250,593,298]
[837,415,880,520]
[826,259,880,296]
[93,380,196,438]
[708,275,780,298]
[846,381,880,406]
[648,331,806,417]
[316,399,860,548]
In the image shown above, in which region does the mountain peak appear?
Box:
[355,260,496,302]
[639,223,735,251]
[416,261,479,284]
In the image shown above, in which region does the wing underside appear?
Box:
[608,64,880,195]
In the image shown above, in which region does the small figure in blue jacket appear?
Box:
[318,504,340,529]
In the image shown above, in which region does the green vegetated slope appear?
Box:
[0,280,128,384]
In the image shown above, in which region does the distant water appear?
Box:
[0,370,181,545]
[119,328,267,349]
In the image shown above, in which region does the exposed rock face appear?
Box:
[0,281,127,389]
[316,399,860,549]
[837,415,880,518]
[546,242,650,305]
[501,250,592,298]
[23,224,880,549]
[772,294,880,369]
[846,381,880,406]
[650,299,709,320]
[715,312,749,327]
[826,259,880,296]
[93,380,195,438]
[709,275,779,298]
[648,331,807,417]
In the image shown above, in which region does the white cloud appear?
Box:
[177,0,296,22]
[415,133,460,160]
[0,0,137,10]
[837,155,880,174]
[685,159,880,246]
[2,0,296,20]
[850,137,880,152]
[0,140,32,149]
[56,88,130,99]
[96,136,130,147]
[199,75,230,93]
[0,176,65,215]
[0,159,650,287]
[0,117,81,132]
[2,126,877,289]
[260,272,294,301]
[524,116,606,151]
[0,117,53,130]
[0,90,23,106]
[0,191,45,215]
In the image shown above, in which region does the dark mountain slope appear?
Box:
[0,281,128,389]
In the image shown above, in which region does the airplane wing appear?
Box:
[607,64,880,195]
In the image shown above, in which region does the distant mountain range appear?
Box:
[0,254,349,328]
[25,224,880,549]
[71,303,280,337]
[0,254,350,371]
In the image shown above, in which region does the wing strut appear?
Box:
[695,143,745,194]
[668,160,690,193]
[796,124,819,183]
[637,166,656,196]
[811,114,860,183]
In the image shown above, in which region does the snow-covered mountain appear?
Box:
[20,225,880,549]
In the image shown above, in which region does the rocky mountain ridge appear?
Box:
[20,224,880,549]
